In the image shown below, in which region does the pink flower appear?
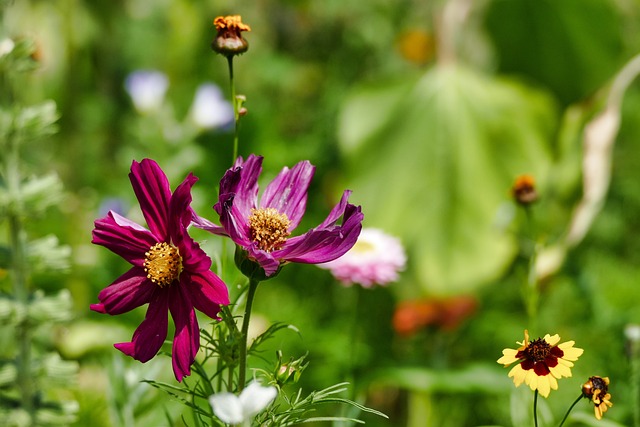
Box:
[317,228,406,287]
[91,159,229,381]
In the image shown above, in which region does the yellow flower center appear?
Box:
[351,240,375,254]
[248,207,291,252]
[143,242,183,287]
[525,338,551,361]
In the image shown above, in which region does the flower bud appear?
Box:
[211,15,251,57]
[234,245,280,282]
[274,351,308,386]
[511,174,538,205]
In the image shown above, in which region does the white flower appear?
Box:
[318,228,406,288]
[188,83,234,130]
[0,38,15,57]
[209,381,277,426]
[124,70,169,113]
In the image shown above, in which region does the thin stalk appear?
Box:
[557,394,583,427]
[227,55,239,164]
[6,125,35,424]
[533,390,539,427]
[238,278,259,391]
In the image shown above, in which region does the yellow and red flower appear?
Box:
[497,330,583,397]
[582,376,613,420]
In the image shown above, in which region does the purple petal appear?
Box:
[92,211,157,266]
[129,159,172,241]
[191,213,228,236]
[95,267,156,315]
[217,193,253,246]
[245,245,282,277]
[167,172,198,245]
[179,232,212,272]
[260,160,314,230]
[114,290,169,363]
[188,270,229,319]
[275,202,363,264]
[168,283,199,382]
[215,155,262,220]
[318,190,352,228]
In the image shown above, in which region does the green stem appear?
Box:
[533,390,539,427]
[238,278,259,391]
[227,55,239,164]
[557,394,583,427]
[6,122,35,425]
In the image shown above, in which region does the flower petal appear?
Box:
[209,393,244,425]
[114,290,169,363]
[497,348,520,366]
[191,213,228,236]
[188,270,229,319]
[245,245,283,277]
[276,202,363,264]
[92,211,157,266]
[260,160,314,229]
[239,381,278,419]
[536,376,551,398]
[129,159,172,241]
[217,193,253,246]
[558,342,583,360]
[168,282,199,382]
[508,364,526,386]
[168,172,197,238]
[216,154,262,220]
[94,267,155,315]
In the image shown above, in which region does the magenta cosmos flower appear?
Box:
[91,159,229,382]
[193,154,364,277]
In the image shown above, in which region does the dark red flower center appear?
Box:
[248,208,291,252]
[516,337,564,376]
[144,242,183,287]
[524,338,551,361]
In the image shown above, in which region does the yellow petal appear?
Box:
[509,364,527,386]
[548,374,558,390]
[537,376,551,397]
[545,334,561,346]
[549,363,572,378]
[558,343,584,360]
[497,349,519,365]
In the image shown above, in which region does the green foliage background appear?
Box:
[2,0,640,425]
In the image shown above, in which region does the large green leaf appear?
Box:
[484,0,627,105]
[338,65,556,295]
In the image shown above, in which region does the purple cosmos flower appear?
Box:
[91,159,229,382]
[193,154,363,277]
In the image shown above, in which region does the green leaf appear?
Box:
[484,0,627,104]
[339,65,556,294]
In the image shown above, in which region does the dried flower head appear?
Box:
[512,174,538,205]
[582,376,613,420]
[212,15,251,57]
[497,330,583,397]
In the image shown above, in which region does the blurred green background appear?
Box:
[2,0,640,425]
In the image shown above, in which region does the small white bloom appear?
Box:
[0,38,15,57]
[189,83,234,130]
[209,381,277,426]
[318,228,406,288]
[124,70,169,113]
[626,324,640,343]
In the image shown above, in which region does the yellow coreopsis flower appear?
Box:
[497,330,583,397]
[582,376,613,420]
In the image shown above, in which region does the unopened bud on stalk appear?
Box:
[212,15,251,57]
[511,174,538,206]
